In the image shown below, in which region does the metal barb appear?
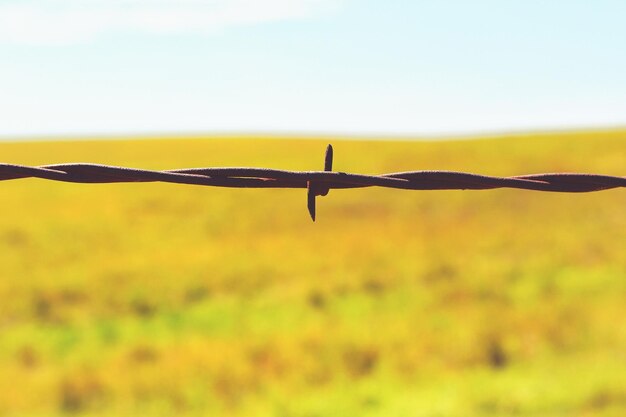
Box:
[306,144,334,221]
[324,144,333,172]
[307,181,316,221]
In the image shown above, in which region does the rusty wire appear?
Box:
[1,145,624,221]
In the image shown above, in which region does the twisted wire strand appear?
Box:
[1,144,624,221]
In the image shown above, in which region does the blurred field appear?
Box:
[0,131,625,417]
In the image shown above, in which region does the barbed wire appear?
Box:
[1,145,624,221]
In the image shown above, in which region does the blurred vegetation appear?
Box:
[0,131,624,416]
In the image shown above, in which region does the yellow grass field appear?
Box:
[0,131,625,416]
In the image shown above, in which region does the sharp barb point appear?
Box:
[325,144,333,172]
[307,182,316,222]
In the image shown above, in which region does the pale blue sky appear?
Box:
[1,0,625,137]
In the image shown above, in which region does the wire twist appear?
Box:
[1,144,624,221]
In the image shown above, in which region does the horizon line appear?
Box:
[1,124,625,144]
